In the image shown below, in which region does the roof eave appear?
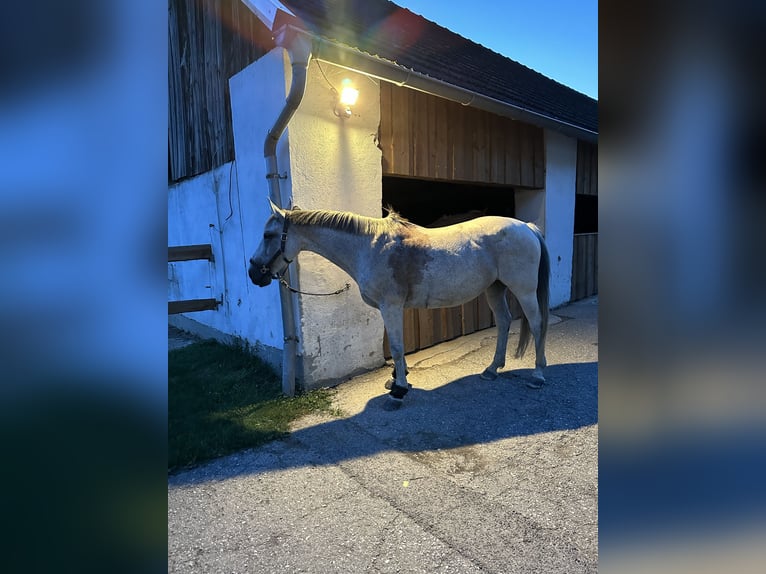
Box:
[311,34,597,143]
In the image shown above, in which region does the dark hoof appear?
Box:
[389,382,410,400]
[526,379,544,389]
[480,368,498,381]
[383,396,404,410]
[384,378,412,391]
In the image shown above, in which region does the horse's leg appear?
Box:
[481,281,512,380]
[384,360,409,390]
[515,291,548,388]
[378,305,410,403]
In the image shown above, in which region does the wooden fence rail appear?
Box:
[168,243,219,314]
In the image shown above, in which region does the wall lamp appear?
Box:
[334,78,359,119]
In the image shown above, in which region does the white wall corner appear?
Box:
[228,48,295,353]
[287,61,386,388]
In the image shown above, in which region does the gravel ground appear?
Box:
[169,296,598,573]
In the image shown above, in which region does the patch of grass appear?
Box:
[169,339,338,472]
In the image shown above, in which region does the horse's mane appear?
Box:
[286,208,411,235]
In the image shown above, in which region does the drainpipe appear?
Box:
[263,28,312,396]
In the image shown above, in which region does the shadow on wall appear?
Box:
[171,360,597,485]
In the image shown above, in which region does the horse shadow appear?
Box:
[170,361,597,485]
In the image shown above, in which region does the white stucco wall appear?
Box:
[513,129,577,309]
[230,49,385,389]
[287,61,386,386]
[541,129,578,308]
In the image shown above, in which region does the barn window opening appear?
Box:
[382,176,515,227]
[573,194,598,234]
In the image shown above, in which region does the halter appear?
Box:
[260,216,292,279]
[259,214,351,297]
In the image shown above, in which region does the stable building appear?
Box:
[168,0,598,394]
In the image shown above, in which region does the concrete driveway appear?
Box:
[168,296,598,573]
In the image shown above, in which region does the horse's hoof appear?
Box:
[384,378,411,391]
[383,396,404,410]
[526,379,545,389]
[480,368,498,381]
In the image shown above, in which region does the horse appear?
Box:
[249,201,550,406]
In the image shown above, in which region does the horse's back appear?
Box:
[370,215,542,309]
[422,215,539,252]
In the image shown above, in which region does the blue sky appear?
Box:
[396,0,598,99]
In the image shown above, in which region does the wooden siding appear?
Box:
[168,0,273,182]
[571,140,598,300]
[576,141,598,196]
[571,233,598,300]
[380,83,545,188]
[384,297,497,359]
[168,244,214,262]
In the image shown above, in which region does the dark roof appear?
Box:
[277,0,597,135]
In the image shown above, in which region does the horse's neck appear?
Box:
[294,225,368,277]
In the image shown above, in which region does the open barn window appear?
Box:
[382,176,515,227]
[574,194,598,234]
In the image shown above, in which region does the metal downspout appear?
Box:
[264,30,311,396]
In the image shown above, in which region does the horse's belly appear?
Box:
[405,280,490,309]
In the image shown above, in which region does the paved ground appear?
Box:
[168,296,598,573]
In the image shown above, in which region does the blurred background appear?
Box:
[0,0,764,571]
[600,1,766,572]
[0,1,167,571]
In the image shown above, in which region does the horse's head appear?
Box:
[248,202,293,287]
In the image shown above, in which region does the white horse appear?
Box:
[249,202,550,405]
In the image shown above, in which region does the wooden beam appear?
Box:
[168,244,213,262]
[168,298,219,315]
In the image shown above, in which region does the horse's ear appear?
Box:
[267,197,285,218]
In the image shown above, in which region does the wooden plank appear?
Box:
[168,244,213,262]
[576,141,598,196]
[449,100,464,180]
[418,308,436,349]
[571,233,598,300]
[169,298,218,314]
[383,329,391,359]
[504,120,521,186]
[590,144,598,196]
[586,234,597,296]
[403,308,420,354]
[593,234,599,294]
[490,116,506,184]
[379,83,393,173]
[444,306,463,341]
[533,127,545,188]
[477,292,494,330]
[434,96,449,180]
[168,0,273,182]
[443,100,458,179]
[462,298,478,335]
[414,91,430,178]
[519,123,534,188]
[402,88,415,175]
[475,109,491,183]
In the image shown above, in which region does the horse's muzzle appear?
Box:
[248,263,273,287]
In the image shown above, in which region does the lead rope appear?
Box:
[278,276,351,297]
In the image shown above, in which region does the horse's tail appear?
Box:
[515,224,550,359]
